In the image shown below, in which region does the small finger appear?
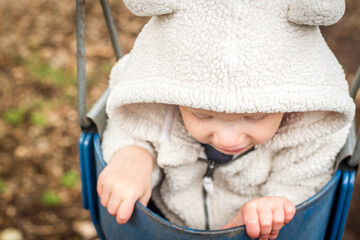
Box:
[272,208,284,233]
[100,190,111,208]
[220,206,246,230]
[97,181,103,196]
[220,216,242,230]
[258,208,272,237]
[138,192,151,207]
[283,200,296,224]
[259,237,270,240]
[107,196,121,216]
[243,205,260,239]
[116,199,136,225]
[269,231,279,240]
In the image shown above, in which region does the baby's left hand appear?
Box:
[221,197,296,240]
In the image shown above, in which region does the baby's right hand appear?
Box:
[97,146,154,224]
[221,197,296,240]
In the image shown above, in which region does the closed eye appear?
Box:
[192,112,213,121]
[245,114,268,122]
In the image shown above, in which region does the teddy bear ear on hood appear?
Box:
[123,0,178,17]
[287,0,345,26]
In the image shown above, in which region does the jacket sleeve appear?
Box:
[260,124,350,205]
[101,117,163,188]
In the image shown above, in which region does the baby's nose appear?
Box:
[213,128,247,148]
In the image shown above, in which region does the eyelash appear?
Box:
[245,114,268,122]
[191,111,268,122]
[192,112,213,121]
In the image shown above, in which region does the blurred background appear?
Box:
[0,0,359,239]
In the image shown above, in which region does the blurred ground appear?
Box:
[0,0,359,239]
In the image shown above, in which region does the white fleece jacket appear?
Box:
[102,99,351,230]
[101,0,354,230]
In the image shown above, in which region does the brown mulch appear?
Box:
[0,0,359,239]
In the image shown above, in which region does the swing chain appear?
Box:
[76,0,91,129]
[76,0,123,130]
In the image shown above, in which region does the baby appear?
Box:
[99,106,294,239]
[98,0,354,239]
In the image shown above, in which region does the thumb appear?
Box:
[138,192,151,207]
[220,211,244,230]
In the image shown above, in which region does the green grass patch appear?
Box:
[30,111,47,126]
[26,61,76,88]
[2,107,26,126]
[2,102,52,128]
[61,170,79,188]
[0,180,7,194]
[40,190,62,206]
[14,54,112,116]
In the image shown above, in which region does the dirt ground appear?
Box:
[0,1,359,239]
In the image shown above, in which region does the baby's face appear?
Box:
[179,106,283,155]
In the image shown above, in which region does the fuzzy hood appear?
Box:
[107,0,354,125]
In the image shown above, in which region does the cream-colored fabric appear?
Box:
[102,0,354,230]
[287,0,345,26]
[106,0,353,118]
[103,103,351,229]
[123,0,345,25]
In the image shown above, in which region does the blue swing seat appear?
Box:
[75,1,359,239]
[78,131,357,240]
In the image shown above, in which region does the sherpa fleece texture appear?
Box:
[102,101,352,230]
[102,0,354,230]
[102,59,354,230]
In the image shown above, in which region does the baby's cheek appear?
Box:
[254,129,278,145]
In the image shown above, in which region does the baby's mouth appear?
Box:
[215,145,249,154]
